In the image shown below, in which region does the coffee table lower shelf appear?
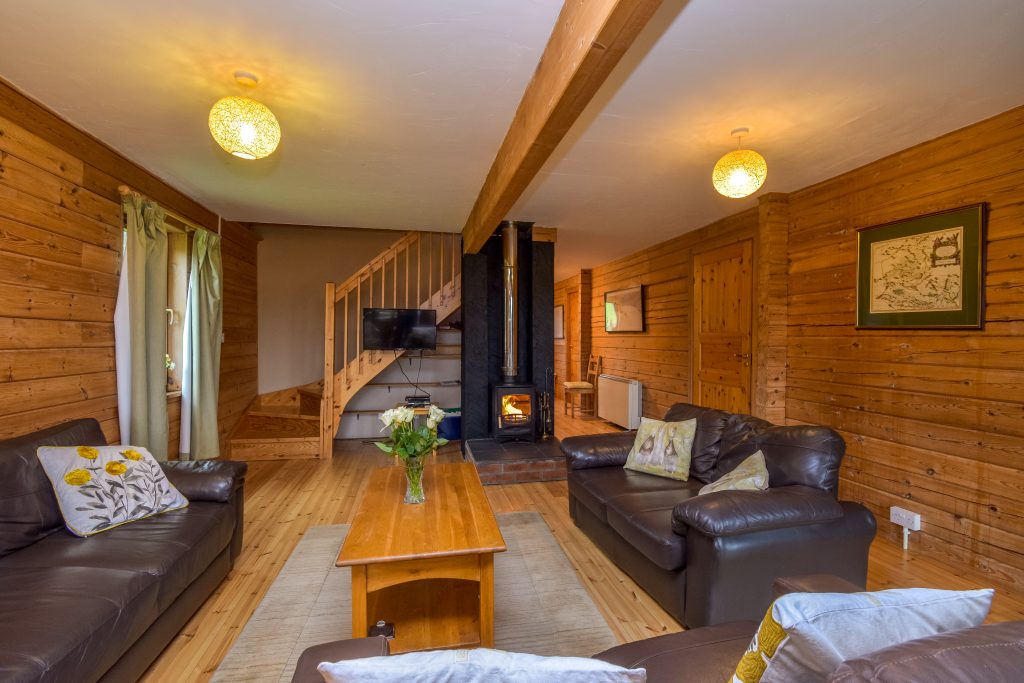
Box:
[351,552,495,654]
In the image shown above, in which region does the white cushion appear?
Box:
[731,587,994,683]
[36,445,188,537]
[699,451,769,495]
[318,648,646,683]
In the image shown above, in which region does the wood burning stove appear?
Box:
[493,384,535,441]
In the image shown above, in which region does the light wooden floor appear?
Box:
[141,402,1024,682]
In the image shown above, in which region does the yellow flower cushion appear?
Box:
[732,587,994,682]
[623,417,696,481]
[36,445,188,537]
[698,451,769,495]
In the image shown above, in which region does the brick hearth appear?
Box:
[464,438,566,485]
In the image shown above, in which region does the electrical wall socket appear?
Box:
[890,506,921,531]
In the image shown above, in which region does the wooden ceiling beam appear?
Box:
[461,0,663,254]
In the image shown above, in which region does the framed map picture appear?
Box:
[856,204,985,328]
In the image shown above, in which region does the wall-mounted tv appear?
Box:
[362,308,437,350]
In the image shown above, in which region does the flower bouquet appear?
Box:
[375,404,448,504]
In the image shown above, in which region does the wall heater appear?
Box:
[597,374,642,429]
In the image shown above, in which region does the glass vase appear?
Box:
[403,454,426,504]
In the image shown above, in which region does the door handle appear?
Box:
[733,353,751,366]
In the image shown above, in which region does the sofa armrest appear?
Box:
[672,485,843,537]
[828,622,1024,683]
[291,638,391,683]
[161,460,247,503]
[561,432,636,470]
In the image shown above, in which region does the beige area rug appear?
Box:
[212,512,618,682]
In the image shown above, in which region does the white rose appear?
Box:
[380,408,397,431]
[397,407,415,424]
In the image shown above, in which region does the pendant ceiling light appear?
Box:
[208,71,281,160]
[712,127,767,198]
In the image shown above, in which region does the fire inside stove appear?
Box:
[500,394,532,425]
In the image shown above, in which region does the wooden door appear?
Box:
[692,240,753,413]
[566,290,579,381]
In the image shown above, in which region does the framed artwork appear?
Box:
[605,285,644,333]
[856,204,985,329]
[553,305,564,339]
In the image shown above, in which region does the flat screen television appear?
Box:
[362,308,437,350]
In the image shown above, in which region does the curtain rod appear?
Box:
[118,185,222,235]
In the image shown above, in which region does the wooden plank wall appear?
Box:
[553,277,569,399]
[785,105,1024,589]
[0,79,258,455]
[589,209,758,419]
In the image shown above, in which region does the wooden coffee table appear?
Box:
[336,462,506,653]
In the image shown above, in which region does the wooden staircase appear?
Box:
[228,382,322,460]
[321,231,462,458]
[226,231,460,461]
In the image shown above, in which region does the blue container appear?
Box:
[438,414,461,441]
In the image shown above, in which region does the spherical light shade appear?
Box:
[208,96,281,160]
[712,149,767,198]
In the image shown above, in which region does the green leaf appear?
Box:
[372,441,394,454]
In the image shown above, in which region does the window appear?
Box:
[166,230,191,393]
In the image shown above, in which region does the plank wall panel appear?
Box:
[553,277,568,399]
[785,105,1024,588]
[0,80,258,456]
[589,209,758,419]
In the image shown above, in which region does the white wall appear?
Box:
[256,225,399,394]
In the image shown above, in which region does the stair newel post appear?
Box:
[405,243,410,307]
[393,249,398,308]
[343,289,349,387]
[428,232,434,305]
[416,234,422,306]
[322,281,336,459]
[357,276,363,378]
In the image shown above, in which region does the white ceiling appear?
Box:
[0,0,563,228]
[1,1,1022,281]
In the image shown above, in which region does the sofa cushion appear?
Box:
[0,419,106,558]
[36,445,189,537]
[623,417,696,481]
[662,404,731,483]
[0,565,160,683]
[0,501,235,611]
[734,587,994,683]
[756,426,845,496]
[698,452,769,496]
[569,467,689,523]
[606,488,699,571]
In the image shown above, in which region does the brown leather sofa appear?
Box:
[289,575,1024,682]
[0,418,247,683]
[562,402,877,628]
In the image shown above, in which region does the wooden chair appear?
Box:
[564,355,601,418]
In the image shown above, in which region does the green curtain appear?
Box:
[182,229,224,460]
[122,193,170,459]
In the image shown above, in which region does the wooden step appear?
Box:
[247,404,319,421]
[232,414,319,440]
[228,412,320,461]
[230,438,318,461]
